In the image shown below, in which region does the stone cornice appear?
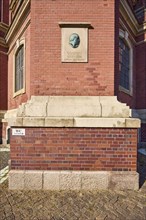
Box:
[0,22,9,33]
[9,0,19,11]
[120,0,142,35]
[0,37,8,48]
[120,1,146,37]
[5,0,30,44]
[59,22,92,28]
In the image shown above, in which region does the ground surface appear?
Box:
[0,145,146,220]
[0,151,9,170]
[0,180,146,220]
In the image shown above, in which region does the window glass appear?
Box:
[119,38,130,90]
[15,45,24,92]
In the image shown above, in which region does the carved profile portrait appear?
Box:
[69,33,80,48]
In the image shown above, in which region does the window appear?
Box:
[15,45,24,92]
[119,38,130,90]
[13,39,25,97]
[119,30,133,94]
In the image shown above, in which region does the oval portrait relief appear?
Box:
[69,33,80,48]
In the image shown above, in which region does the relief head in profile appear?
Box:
[69,33,80,48]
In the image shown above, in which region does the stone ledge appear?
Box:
[9,170,43,190]
[4,96,140,128]
[9,170,139,190]
[7,117,140,128]
[5,96,131,118]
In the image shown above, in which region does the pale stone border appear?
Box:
[9,170,139,191]
[7,117,140,128]
[0,148,10,152]
[4,96,140,128]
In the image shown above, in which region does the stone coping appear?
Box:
[5,96,131,118]
[3,96,140,128]
[6,116,140,128]
[9,170,139,190]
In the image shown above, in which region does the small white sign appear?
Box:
[12,128,25,136]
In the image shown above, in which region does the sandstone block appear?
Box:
[81,171,109,190]
[60,171,82,190]
[43,171,60,190]
[24,171,43,190]
[9,170,24,190]
[109,171,139,190]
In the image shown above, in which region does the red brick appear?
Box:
[10,127,138,171]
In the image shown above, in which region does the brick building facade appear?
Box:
[0,0,145,190]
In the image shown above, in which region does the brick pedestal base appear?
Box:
[5,96,140,190]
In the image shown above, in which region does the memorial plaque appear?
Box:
[61,28,88,62]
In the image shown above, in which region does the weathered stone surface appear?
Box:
[8,170,140,191]
[100,96,131,118]
[109,171,139,190]
[74,117,126,127]
[25,103,47,117]
[24,171,43,190]
[31,96,49,103]
[23,117,45,126]
[45,117,74,127]
[9,170,24,190]
[47,96,101,117]
[4,96,140,129]
[43,171,60,190]
[81,171,109,190]
[126,118,141,128]
[60,171,82,190]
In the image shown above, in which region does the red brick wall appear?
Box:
[0,0,9,24]
[30,0,115,96]
[3,0,9,24]
[0,48,8,110]
[136,42,146,109]
[10,127,138,171]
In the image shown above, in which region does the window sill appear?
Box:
[13,88,25,98]
[119,86,133,96]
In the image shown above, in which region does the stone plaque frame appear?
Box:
[59,22,91,63]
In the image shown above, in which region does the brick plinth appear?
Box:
[10,127,138,171]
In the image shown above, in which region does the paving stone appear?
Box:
[1,181,146,220]
[0,151,9,170]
